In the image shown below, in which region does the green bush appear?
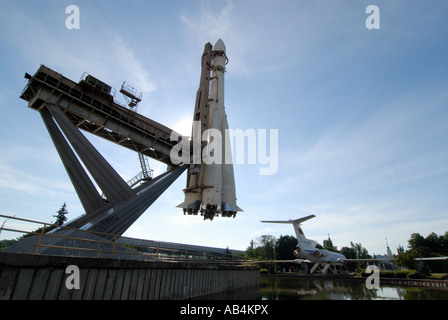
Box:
[415,261,431,276]
[394,270,411,278]
[379,271,395,278]
[260,268,269,274]
[360,269,396,278]
[406,271,427,279]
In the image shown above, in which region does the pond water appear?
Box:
[260,276,448,300]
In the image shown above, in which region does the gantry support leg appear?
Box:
[5,102,189,258]
[40,107,106,214]
[46,104,136,206]
[40,104,188,237]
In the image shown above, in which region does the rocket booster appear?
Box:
[177,39,242,220]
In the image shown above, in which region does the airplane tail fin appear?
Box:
[261,215,316,243]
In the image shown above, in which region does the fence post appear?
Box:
[34,223,47,254]
[111,235,118,258]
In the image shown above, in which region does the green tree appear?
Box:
[323,235,337,252]
[53,202,68,226]
[18,203,69,240]
[350,241,371,259]
[408,233,425,250]
[423,232,448,255]
[245,235,276,260]
[340,246,357,259]
[415,261,431,276]
[258,235,276,260]
[340,245,362,272]
[396,231,448,272]
[0,239,17,252]
[396,250,417,270]
[441,232,448,255]
[275,235,297,260]
[246,239,255,255]
[342,242,371,272]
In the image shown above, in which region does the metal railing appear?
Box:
[0,214,246,264]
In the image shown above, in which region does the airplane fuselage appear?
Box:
[294,245,347,264]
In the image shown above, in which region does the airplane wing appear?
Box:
[345,258,395,262]
[247,259,313,264]
[414,256,448,261]
[345,256,448,262]
[247,256,448,266]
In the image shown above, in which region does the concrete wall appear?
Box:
[0,252,259,300]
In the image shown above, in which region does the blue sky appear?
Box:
[0,0,447,255]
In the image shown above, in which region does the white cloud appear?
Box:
[255,85,448,254]
[168,113,194,137]
[0,2,157,108]
[179,0,301,78]
[177,1,374,80]
[0,160,71,196]
[287,86,448,188]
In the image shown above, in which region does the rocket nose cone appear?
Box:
[214,39,226,53]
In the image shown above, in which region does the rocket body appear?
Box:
[178,39,241,220]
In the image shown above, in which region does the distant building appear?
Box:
[323,234,337,251]
[373,239,396,270]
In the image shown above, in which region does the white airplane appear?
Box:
[261,215,448,274]
[261,215,351,274]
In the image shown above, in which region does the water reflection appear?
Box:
[261,276,448,300]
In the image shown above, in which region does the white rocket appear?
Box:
[177,39,242,220]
